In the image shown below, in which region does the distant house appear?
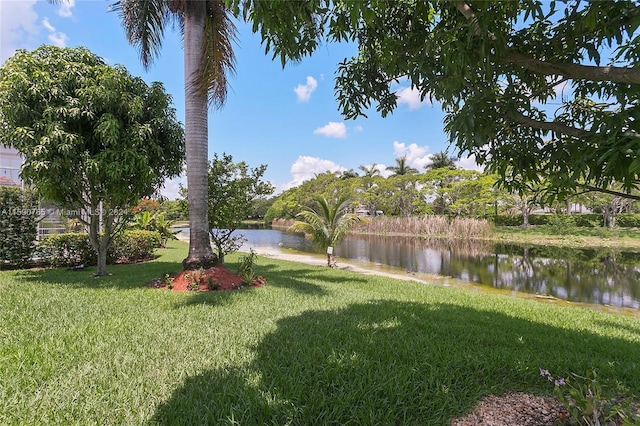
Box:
[0,145,66,237]
[0,145,23,188]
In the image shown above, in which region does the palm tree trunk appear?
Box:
[182,4,217,270]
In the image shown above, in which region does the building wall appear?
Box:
[0,145,23,186]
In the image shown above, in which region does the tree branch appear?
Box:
[456,1,640,85]
[502,50,640,85]
[508,109,591,139]
[583,185,640,201]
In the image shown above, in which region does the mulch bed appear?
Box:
[145,265,266,292]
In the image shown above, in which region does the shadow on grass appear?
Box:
[248,256,369,297]
[151,300,640,425]
[13,260,183,290]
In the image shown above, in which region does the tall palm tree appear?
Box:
[358,163,381,179]
[113,0,237,269]
[426,151,457,170]
[289,196,363,266]
[386,156,419,176]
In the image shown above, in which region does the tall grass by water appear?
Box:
[353,215,494,239]
[2,240,638,425]
[273,215,494,239]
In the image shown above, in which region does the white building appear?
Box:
[0,145,67,237]
[0,145,23,187]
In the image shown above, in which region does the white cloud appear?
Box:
[41,17,68,48]
[0,0,39,63]
[281,155,345,190]
[314,121,347,139]
[395,86,429,111]
[57,0,75,18]
[159,177,184,200]
[456,154,485,172]
[42,17,55,32]
[294,76,318,102]
[353,125,364,133]
[393,141,431,170]
[48,32,68,48]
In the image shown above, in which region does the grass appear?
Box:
[495,225,640,250]
[1,240,639,425]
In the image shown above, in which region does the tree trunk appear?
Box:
[182,5,218,270]
[521,205,530,227]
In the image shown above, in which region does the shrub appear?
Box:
[0,187,39,268]
[36,233,96,267]
[36,230,160,267]
[108,230,160,264]
[616,214,640,228]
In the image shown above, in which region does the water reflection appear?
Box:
[334,234,640,309]
[178,228,640,309]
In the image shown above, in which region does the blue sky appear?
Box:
[1,0,481,198]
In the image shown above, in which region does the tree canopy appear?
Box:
[235,0,640,200]
[0,45,185,275]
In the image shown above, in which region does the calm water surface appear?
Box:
[178,227,640,309]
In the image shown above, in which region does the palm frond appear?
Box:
[112,0,170,69]
[196,0,238,109]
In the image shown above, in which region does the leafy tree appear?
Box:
[289,196,363,266]
[0,187,38,268]
[238,0,640,201]
[0,46,184,276]
[576,184,636,228]
[132,198,161,214]
[200,153,273,262]
[160,199,188,221]
[264,171,351,222]
[114,0,237,270]
[386,156,419,176]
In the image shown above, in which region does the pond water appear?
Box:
[177,227,640,310]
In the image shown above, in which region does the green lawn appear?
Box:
[1,240,639,425]
[494,225,640,250]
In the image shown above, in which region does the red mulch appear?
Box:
[145,265,266,292]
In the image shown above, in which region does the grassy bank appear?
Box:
[494,225,640,250]
[3,241,638,424]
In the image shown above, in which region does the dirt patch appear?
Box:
[145,265,266,292]
[450,392,569,426]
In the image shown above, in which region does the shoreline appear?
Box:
[175,232,434,285]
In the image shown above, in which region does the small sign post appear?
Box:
[326,246,334,267]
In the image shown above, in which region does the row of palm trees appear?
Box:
[342,152,457,180]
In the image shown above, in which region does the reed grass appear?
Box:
[352,215,494,239]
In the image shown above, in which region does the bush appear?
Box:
[36,230,160,267]
[616,214,640,228]
[494,213,603,227]
[108,230,160,264]
[36,233,96,268]
[0,187,39,268]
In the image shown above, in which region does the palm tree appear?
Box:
[113,0,236,270]
[386,156,419,176]
[358,163,381,179]
[426,151,457,170]
[288,196,364,266]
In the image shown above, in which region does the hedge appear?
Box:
[0,187,38,268]
[493,213,640,227]
[36,230,160,268]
